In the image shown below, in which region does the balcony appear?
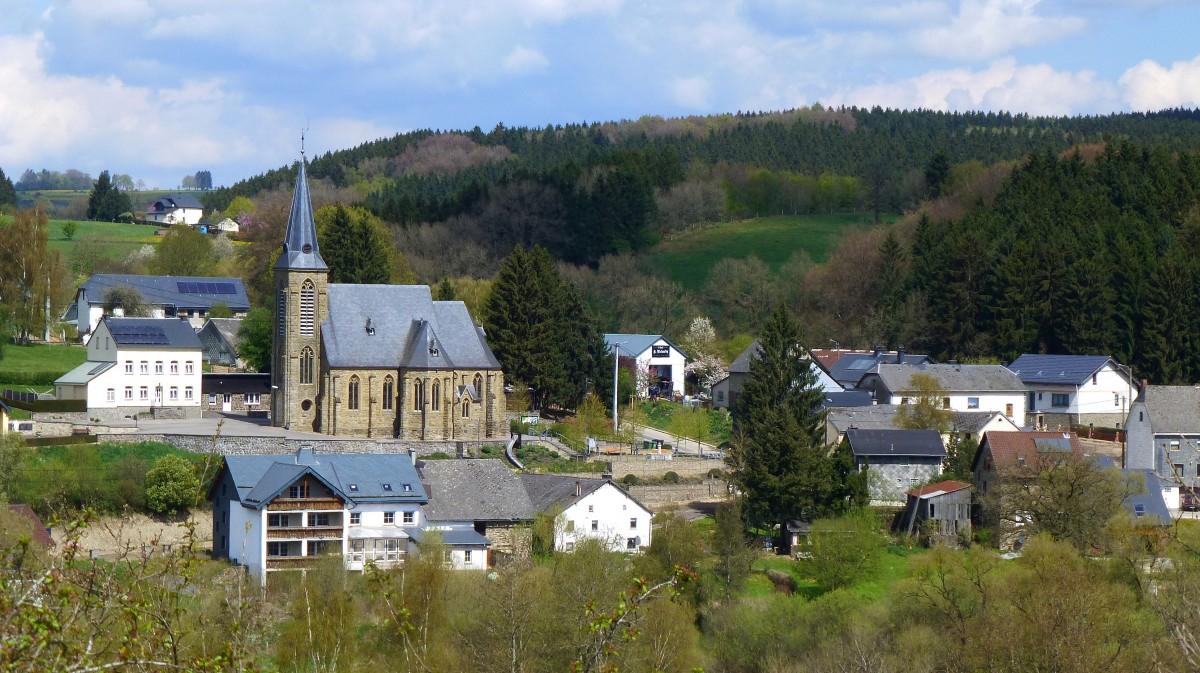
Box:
[268,497,343,511]
[345,549,407,566]
[265,556,319,569]
[267,526,343,540]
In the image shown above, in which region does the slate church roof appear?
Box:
[274,158,327,272]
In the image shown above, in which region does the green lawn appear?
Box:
[46,218,162,261]
[743,545,918,602]
[647,212,892,291]
[0,343,87,375]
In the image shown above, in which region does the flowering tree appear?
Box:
[682,316,726,392]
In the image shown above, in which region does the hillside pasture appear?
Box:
[46,218,161,261]
[648,212,891,291]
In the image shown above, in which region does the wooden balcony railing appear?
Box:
[266,526,343,540]
[268,498,343,511]
[265,556,317,569]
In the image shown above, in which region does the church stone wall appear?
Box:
[273,271,328,432]
[396,369,506,440]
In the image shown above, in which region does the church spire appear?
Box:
[274,150,328,271]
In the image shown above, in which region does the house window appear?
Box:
[403,511,415,525]
[717,390,725,401]
[384,512,395,524]
[431,380,440,411]
[277,289,286,336]
[169,387,178,401]
[1114,393,1120,407]
[1005,403,1014,418]
[309,513,330,527]
[942,397,950,409]
[383,376,394,411]
[627,538,638,550]
[140,361,148,374]
[208,393,216,404]
[1176,464,1186,477]
[967,397,979,409]
[929,503,936,517]
[106,388,115,402]
[125,361,133,374]
[183,385,193,400]
[185,361,194,375]
[350,512,361,525]
[413,379,424,411]
[1051,394,1069,408]
[900,397,909,405]
[267,542,289,557]
[139,387,148,400]
[630,518,637,529]
[288,482,308,499]
[300,280,315,336]
[591,520,599,531]
[588,504,593,513]
[170,361,178,374]
[462,400,470,418]
[1139,411,1144,422]
[155,361,163,374]
[246,393,259,405]
[473,373,483,396]
[268,513,287,527]
[125,387,133,400]
[1093,373,1098,385]
[566,520,575,532]
[464,550,473,564]
[300,347,314,385]
[1170,440,1181,452]
[348,376,360,411]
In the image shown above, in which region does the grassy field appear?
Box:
[0,343,87,375]
[743,544,918,601]
[46,218,162,261]
[648,212,893,291]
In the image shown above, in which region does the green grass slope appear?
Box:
[647,212,891,291]
[0,343,87,376]
[46,218,161,260]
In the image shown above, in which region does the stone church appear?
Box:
[271,156,506,439]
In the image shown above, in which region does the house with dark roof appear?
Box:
[1009,354,1137,429]
[897,480,972,544]
[1125,385,1200,504]
[418,459,535,560]
[210,448,451,584]
[828,348,933,389]
[857,363,1027,427]
[197,318,244,370]
[825,406,1019,447]
[145,193,204,225]
[202,373,271,417]
[63,273,250,340]
[605,334,688,400]
[520,474,653,552]
[1092,456,1172,527]
[271,157,506,440]
[53,317,203,420]
[712,341,842,409]
[845,428,947,503]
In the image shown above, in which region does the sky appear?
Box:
[3,0,1200,190]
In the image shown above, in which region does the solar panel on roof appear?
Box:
[177,281,238,294]
[1033,437,1073,452]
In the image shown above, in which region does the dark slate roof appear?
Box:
[866,364,1024,393]
[321,284,501,370]
[274,158,328,271]
[828,352,933,387]
[202,373,271,394]
[78,274,250,311]
[821,390,874,409]
[846,429,947,458]
[203,318,242,349]
[1008,354,1117,385]
[222,449,428,509]
[1141,386,1200,434]
[519,474,652,515]
[407,526,491,547]
[103,316,202,349]
[728,340,761,374]
[950,410,1017,435]
[147,193,203,212]
[1092,457,1171,526]
[826,405,903,433]
[418,459,535,523]
[604,334,688,359]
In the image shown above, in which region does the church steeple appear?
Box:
[274,153,327,271]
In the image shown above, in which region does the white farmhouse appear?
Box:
[145,193,204,225]
[63,274,250,341]
[605,334,688,399]
[1008,354,1137,429]
[53,317,203,420]
[857,363,1027,428]
[520,475,653,553]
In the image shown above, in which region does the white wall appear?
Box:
[1025,365,1136,419]
[632,338,687,398]
[558,483,652,553]
[100,347,202,410]
[229,505,264,582]
[892,391,1025,428]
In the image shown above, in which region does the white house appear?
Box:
[857,363,1027,428]
[1008,354,1137,429]
[1125,385,1200,501]
[53,317,203,420]
[520,475,653,552]
[210,449,440,585]
[63,274,250,341]
[605,334,688,399]
[145,193,204,225]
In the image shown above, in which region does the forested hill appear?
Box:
[206,107,1200,266]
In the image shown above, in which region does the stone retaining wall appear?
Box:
[605,455,724,479]
[97,432,509,457]
[629,481,730,510]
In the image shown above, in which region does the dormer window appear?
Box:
[348,484,359,492]
[402,484,413,492]
[382,483,393,492]
[365,318,375,336]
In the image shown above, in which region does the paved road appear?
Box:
[635,425,720,458]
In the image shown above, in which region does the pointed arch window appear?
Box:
[431,381,440,411]
[473,374,483,397]
[300,347,314,385]
[413,379,424,412]
[383,376,394,411]
[300,280,315,336]
[462,399,470,418]
[348,376,360,411]
[277,289,286,336]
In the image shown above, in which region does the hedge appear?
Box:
[0,371,64,386]
[25,434,98,447]
[1,397,86,413]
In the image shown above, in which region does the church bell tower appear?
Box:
[271,150,329,431]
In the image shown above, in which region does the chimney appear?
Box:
[873,346,883,358]
[409,448,418,466]
[896,346,906,364]
[574,480,582,497]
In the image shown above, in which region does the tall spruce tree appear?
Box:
[86,170,131,221]
[0,167,16,210]
[728,305,838,540]
[317,205,390,284]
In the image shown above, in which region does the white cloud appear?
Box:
[913,0,1086,61]
[503,46,550,74]
[1120,55,1200,109]
[670,76,713,109]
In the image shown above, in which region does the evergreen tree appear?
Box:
[437,277,456,301]
[86,170,132,221]
[0,167,16,210]
[316,205,392,284]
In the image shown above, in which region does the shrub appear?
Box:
[144,455,200,514]
[622,474,639,486]
[708,468,725,479]
[663,471,680,484]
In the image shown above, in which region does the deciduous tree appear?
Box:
[0,208,68,343]
[237,306,273,373]
[150,224,215,276]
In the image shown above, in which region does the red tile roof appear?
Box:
[7,504,53,547]
[906,480,972,497]
[809,349,873,372]
[978,431,1084,473]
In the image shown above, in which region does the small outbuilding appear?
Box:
[846,428,947,504]
[897,480,972,544]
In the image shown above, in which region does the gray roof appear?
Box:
[274,158,328,271]
[222,448,428,509]
[78,274,250,311]
[419,459,535,523]
[728,340,761,374]
[827,405,903,433]
[147,193,203,212]
[846,429,946,458]
[864,364,1025,394]
[828,352,933,387]
[407,526,491,547]
[321,284,501,370]
[604,334,688,360]
[1008,354,1118,386]
[950,410,1012,434]
[520,474,651,515]
[1093,457,1172,525]
[821,390,874,409]
[203,318,242,348]
[103,316,203,349]
[1142,386,1200,434]
[54,360,116,385]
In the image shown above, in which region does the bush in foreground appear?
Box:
[144,455,200,514]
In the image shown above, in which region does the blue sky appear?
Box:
[3,0,1200,189]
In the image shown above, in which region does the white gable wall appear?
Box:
[557,483,652,553]
[630,338,687,399]
[1024,364,1136,425]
